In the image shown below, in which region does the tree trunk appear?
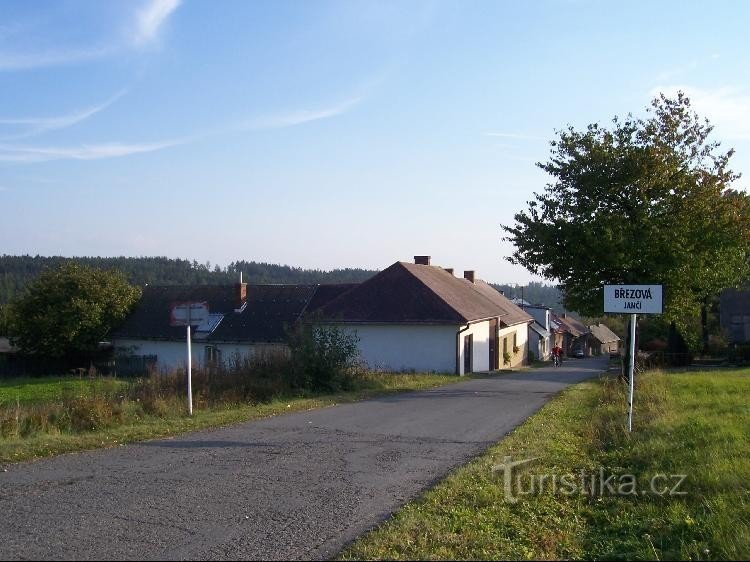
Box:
[701,296,709,355]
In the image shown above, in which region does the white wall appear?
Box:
[330,324,459,374]
[529,328,551,361]
[457,320,492,375]
[498,323,529,368]
[113,338,285,372]
[114,339,194,372]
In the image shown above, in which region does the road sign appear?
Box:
[170,302,210,326]
[169,301,209,417]
[603,285,663,314]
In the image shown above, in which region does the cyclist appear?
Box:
[551,345,563,367]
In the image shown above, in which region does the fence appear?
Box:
[0,353,158,379]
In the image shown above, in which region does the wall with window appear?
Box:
[498,322,529,368]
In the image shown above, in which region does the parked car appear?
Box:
[573,348,585,358]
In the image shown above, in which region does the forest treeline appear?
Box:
[0,255,378,305]
[0,255,564,309]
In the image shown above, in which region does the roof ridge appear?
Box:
[400,262,506,323]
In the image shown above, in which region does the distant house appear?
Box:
[720,288,750,344]
[588,323,621,355]
[111,282,351,371]
[316,257,533,374]
[524,305,553,361]
[552,313,589,356]
[112,256,534,375]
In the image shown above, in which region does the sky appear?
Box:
[1,0,750,285]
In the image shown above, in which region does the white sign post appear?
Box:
[604,285,663,432]
[170,302,209,416]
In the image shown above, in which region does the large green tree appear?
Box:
[503,93,750,328]
[8,263,141,358]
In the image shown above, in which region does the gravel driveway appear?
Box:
[0,356,607,560]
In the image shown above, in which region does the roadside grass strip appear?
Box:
[0,373,461,464]
[341,369,750,561]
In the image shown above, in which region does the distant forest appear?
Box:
[0,255,564,310]
[492,282,565,313]
[0,255,378,305]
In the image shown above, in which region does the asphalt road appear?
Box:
[0,356,607,560]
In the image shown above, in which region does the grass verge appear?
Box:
[0,372,462,465]
[341,368,750,561]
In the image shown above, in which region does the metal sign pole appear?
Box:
[627,313,636,432]
[187,310,193,416]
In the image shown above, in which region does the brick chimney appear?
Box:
[444,268,454,275]
[414,255,431,266]
[235,272,247,310]
[463,270,475,283]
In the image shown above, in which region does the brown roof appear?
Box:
[317,261,528,324]
[113,283,350,343]
[553,314,589,337]
[589,323,620,344]
[111,285,239,341]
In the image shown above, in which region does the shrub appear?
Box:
[288,324,361,392]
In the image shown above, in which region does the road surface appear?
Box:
[0,356,607,560]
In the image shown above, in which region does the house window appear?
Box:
[513,333,517,349]
[205,345,221,365]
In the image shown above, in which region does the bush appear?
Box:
[288,324,361,392]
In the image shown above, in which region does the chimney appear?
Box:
[444,268,454,275]
[235,272,247,310]
[463,270,475,283]
[414,255,431,266]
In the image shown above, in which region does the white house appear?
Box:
[110,282,352,372]
[316,256,533,374]
[524,304,553,361]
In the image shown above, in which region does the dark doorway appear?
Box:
[489,318,498,370]
[463,334,473,374]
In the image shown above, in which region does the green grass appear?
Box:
[0,376,128,406]
[0,372,462,465]
[341,368,750,561]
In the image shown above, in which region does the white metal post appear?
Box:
[627,313,636,432]
[187,324,193,416]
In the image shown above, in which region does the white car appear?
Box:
[573,349,585,358]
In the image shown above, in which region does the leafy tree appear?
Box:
[502,93,750,332]
[7,263,141,358]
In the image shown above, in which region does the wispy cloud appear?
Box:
[484,132,546,141]
[0,90,126,139]
[0,137,190,163]
[0,94,362,164]
[244,97,362,130]
[0,45,113,72]
[0,0,181,71]
[649,85,750,141]
[132,0,181,46]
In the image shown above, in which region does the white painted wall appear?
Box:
[498,322,529,368]
[330,324,459,374]
[457,320,491,374]
[528,327,551,361]
[114,339,195,372]
[113,338,286,372]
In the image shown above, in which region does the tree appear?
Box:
[7,263,141,358]
[502,93,750,332]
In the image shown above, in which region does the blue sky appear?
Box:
[1,0,749,284]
